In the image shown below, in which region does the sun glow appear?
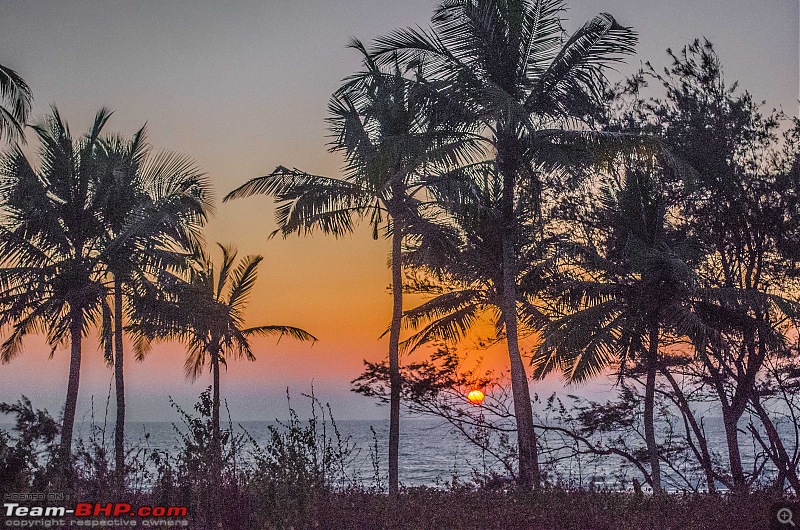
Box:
[467,389,485,406]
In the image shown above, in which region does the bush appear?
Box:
[0,396,60,495]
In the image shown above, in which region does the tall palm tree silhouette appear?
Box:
[369,0,637,488]
[224,41,473,495]
[95,127,212,489]
[0,108,112,482]
[131,243,317,484]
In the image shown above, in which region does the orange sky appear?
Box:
[0,0,797,420]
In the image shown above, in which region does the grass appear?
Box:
[305,489,781,530]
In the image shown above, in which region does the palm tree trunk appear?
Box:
[388,220,403,497]
[211,346,221,470]
[645,326,662,494]
[497,135,540,490]
[210,345,222,529]
[60,304,83,486]
[501,232,540,490]
[113,277,126,490]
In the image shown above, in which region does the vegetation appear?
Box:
[533,168,703,493]
[362,0,639,492]
[95,125,211,488]
[0,390,786,529]
[354,37,800,498]
[0,108,117,483]
[130,243,316,524]
[224,41,472,495]
[0,62,32,143]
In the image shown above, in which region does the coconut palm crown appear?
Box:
[0,107,112,479]
[366,0,638,488]
[223,40,477,495]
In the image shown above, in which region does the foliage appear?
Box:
[95,121,212,489]
[366,0,644,490]
[130,240,316,524]
[354,344,521,480]
[0,397,60,496]
[145,388,253,528]
[0,63,32,143]
[0,108,117,476]
[615,39,800,493]
[245,390,357,527]
[2,0,800,523]
[223,38,473,496]
[132,243,316,382]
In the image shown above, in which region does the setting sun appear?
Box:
[467,390,485,406]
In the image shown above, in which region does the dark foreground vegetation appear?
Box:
[308,490,781,530]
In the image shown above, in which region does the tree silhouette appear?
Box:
[368,0,637,488]
[611,39,800,491]
[131,243,316,493]
[224,41,473,495]
[0,108,112,482]
[94,127,212,489]
[394,165,551,366]
[532,167,709,493]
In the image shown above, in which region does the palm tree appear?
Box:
[0,63,32,143]
[0,107,112,480]
[368,0,637,488]
[223,41,473,495]
[399,166,550,358]
[392,167,559,488]
[531,168,707,493]
[131,243,317,481]
[94,128,212,489]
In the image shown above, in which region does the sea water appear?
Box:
[0,416,781,491]
[120,418,502,488]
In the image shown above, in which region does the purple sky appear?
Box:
[0,0,798,421]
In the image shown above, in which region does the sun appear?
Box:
[467,389,485,405]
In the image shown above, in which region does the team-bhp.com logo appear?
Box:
[4,502,189,527]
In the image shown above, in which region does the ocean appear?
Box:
[115,418,502,488]
[0,415,781,491]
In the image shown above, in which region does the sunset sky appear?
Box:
[0,0,797,422]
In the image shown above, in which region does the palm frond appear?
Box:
[215,243,236,302]
[0,63,33,143]
[402,301,482,352]
[402,288,486,331]
[226,254,263,318]
[241,325,318,343]
[526,13,637,119]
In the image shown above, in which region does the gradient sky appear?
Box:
[0,0,798,422]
